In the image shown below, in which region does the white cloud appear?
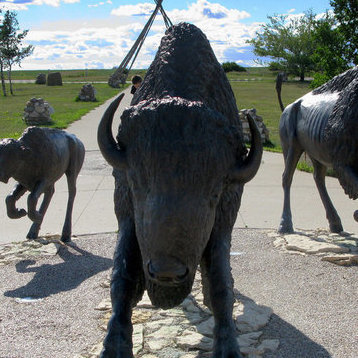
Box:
[0,1,28,11]
[17,0,264,70]
[33,0,80,5]
[88,1,113,8]
[0,0,79,11]
[111,2,155,17]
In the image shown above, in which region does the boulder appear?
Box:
[77,83,97,102]
[23,98,54,125]
[35,73,46,85]
[240,108,270,144]
[47,72,62,86]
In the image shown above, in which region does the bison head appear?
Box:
[98,94,262,307]
[0,138,23,184]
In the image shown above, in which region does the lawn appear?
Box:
[0,83,122,139]
[1,68,311,149]
[231,80,311,149]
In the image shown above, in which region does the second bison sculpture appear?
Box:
[0,127,85,242]
[98,23,262,358]
[278,66,358,233]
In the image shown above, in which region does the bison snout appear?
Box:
[147,258,189,286]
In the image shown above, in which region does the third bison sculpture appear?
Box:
[278,66,358,233]
[97,23,262,358]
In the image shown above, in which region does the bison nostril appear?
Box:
[147,260,189,284]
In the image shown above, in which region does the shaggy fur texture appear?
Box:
[132,22,247,159]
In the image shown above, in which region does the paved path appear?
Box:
[1,86,357,244]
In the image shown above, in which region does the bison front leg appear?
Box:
[101,218,145,358]
[27,185,55,239]
[61,172,79,242]
[27,180,47,223]
[61,139,85,242]
[278,144,303,233]
[5,183,27,219]
[201,228,242,358]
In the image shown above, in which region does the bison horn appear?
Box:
[231,111,263,183]
[97,93,128,170]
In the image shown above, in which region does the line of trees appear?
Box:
[248,0,357,86]
[0,9,33,96]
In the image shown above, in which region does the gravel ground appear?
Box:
[231,229,358,358]
[0,234,116,358]
[1,229,357,358]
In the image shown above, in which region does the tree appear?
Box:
[222,62,246,73]
[0,10,33,96]
[0,9,6,96]
[310,12,350,87]
[248,10,317,81]
[330,0,358,65]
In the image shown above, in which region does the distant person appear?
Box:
[130,75,142,94]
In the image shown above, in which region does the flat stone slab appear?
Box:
[0,235,63,265]
[271,229,358,265]
[77,273,278,358]
[285,234,350,254]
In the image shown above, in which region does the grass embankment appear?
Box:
[0,83,123,139]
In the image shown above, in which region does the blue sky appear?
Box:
[0,0,333,70]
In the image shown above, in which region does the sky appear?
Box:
[0,0,333,70]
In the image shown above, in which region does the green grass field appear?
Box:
[0,83,122,139]
[1,68,311,149]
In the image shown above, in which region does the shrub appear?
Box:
[310,72,331,88]
[268,61,286,72]
[222,62,246,73]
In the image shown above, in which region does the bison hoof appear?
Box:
[61,235,71,243]
[278,223,294,234]
[354,210,358,222]
[213,342,243,358]
[99,347,134,358]
[213,331,243,358]
[26,231,39,240]
[8,208,27,219]
[329,222,343,233]
[18,208,27,218]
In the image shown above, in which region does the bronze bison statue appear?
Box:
[0,127,85,242]
[278,66,358,233]
[98,22,262,358]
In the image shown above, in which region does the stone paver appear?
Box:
[0,235,63,265]
[271,229,358,265]
[76,272,279,358]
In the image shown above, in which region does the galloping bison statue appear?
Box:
[0,127,84,242]
[98,22,262,358]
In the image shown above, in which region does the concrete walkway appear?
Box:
[1,87,357,244]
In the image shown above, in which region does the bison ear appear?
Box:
[97,93,128,170]
[230,111,262,183]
